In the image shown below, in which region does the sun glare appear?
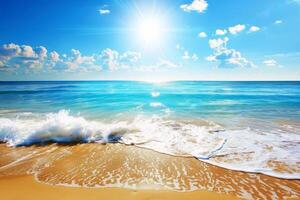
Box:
[136,16,165,47]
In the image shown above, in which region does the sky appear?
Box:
[0,0,300,81]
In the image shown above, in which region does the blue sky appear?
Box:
[0,0,299,81]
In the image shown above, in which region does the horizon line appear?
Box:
[0,80,299,82]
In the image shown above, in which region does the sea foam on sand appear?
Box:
[0,110,299,179]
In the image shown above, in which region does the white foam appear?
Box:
[0,110,131,146]
[0,110,299,179]
[151,91,160,97]
[150,102,164,107]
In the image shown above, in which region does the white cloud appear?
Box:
[228,24,246,35]
[215,29,227,36]
[100,48,119,71]
[180,0,208,13]
[0,43,21,60]
[20,45,36,58]
[99,9,110,15]
[263,59,278,67]
[274,20,283,24]
[182,51,198,61]
[0,43,49,70]
[207,37,255,68]
[224,50,255,68]
[64,49,98,71]
[249,26,260,33]
[50,51,60,62]
[120,51,141,63]
[177,46,198,62]
[157,59,178,68]
[209,37,229,49]
[198,32,207,38]
[36,46,47,60]
[100,48,142,71]
[0,43,180,74]
[0,43,47,62]
[206,55,217,62]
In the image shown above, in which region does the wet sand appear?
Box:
[0,175,235,200]
[0,143,299,199]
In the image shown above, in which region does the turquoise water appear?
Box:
[0,81,299,179]
[0,81,299,120]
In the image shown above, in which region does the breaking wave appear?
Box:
[0,110,299,179]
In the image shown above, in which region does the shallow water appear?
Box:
[0,81,299,179]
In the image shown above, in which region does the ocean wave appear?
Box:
[151,91,160,97]
[0,110,299,179]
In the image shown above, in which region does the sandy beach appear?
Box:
[0,175,236,200]
[0,143,299,199]
[1,0,300,197]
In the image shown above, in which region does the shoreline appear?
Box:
[0,143,299,199]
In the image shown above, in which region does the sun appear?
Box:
[136,16,165,47]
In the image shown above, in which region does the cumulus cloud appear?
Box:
[228,24,246,35]
[36,46,47,60]
[100,48,119,71]
[274,20,283,24]
[249,26,260,33]
[99,9,110,15]
[120,51,141,63]
[263,59,278,67]
[0,43,179,74]
[198,32,207,38]
[100,48,142,71]
[63,49,98,72]
[215,29,227,36]
[180,0,208,13]
[0,43,48,70]
[0,43,21,60]
[19,45,36,58]
[208,37,229,49]
[207,37,255,68]
[0,43,103,72]
[50,51,60,62]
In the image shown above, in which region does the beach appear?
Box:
[0,143,299,199]
[0,81,300,199]
[1,0,300,197]
[0,175,236,200]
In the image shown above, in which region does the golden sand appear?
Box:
[0,143,299,199]
[0,175,236,200]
